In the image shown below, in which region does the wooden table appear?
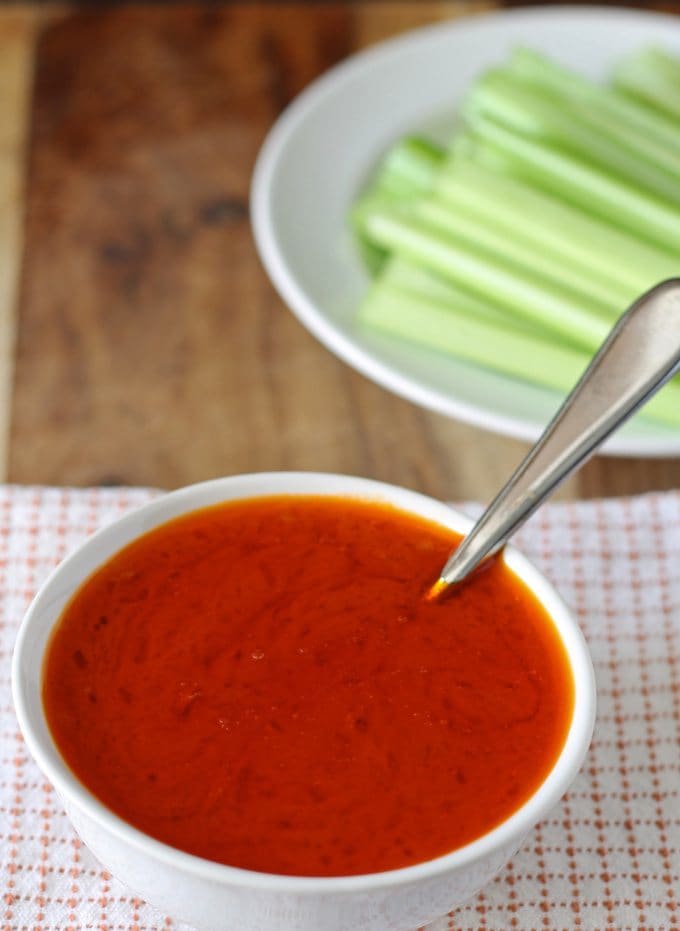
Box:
[2,1,680,501]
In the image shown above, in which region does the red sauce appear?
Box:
[43,496,573,877]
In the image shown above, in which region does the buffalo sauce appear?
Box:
[42,495,573,876]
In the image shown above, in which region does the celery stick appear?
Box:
[436,158,680,294]
[352,193,393,274]
[641,47,680,83]
[354,232,388,277]
[376,136,445,195]
[366,135,445,202]
[359,275,680,428]
[464,70,680,203]
[353,192,407,235]
[360,207,612,350]
[361,278,586,391]
[613,47,680,121]
[382,258,525,328]
[572,104,680,183]
[508,47,680,154]
[465,118,680,250]
[353,136,446,274]
[416,198,626,314]
[505,55,680,183]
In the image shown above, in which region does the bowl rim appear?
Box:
[12,472,596,894]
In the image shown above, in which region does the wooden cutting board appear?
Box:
[3,1,680,499]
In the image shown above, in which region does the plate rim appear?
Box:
[251,3,680,458]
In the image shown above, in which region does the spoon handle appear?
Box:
[435,278,680,593]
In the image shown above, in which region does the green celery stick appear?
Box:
[353,136,446,274]
[416,197,630,314]
[464,69,680,203]
[366,135,445,202]
[352,193,395,274]
[379,258,504,318]
[613,47,680,121]
[381,258,530,328]
[508,47,680,154]
[359,273,680,428]
[569,104,680,183]
[465,118,680,250]
[360,206,612,350]
[376,136,445,195]
[435,158,680,295]
[503,53,680,183]
[361,276,586,390]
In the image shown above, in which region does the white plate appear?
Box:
[251,5,680,458]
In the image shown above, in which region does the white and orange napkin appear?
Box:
[1,485,678,931]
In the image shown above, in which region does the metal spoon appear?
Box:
[430,278,680,599]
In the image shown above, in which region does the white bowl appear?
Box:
[12,473,595,931]
[251,5,680,457]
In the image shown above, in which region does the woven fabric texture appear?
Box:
[1,486,679,931]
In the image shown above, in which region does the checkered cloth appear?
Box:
[1,486,679,931]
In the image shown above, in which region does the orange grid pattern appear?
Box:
[1,486,679,931]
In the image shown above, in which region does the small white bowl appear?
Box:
[12,473,595,931]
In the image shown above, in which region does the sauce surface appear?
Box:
[43,496,573,876]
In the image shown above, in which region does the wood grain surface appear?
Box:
[5,1,680,499]
[0,6,39,480]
